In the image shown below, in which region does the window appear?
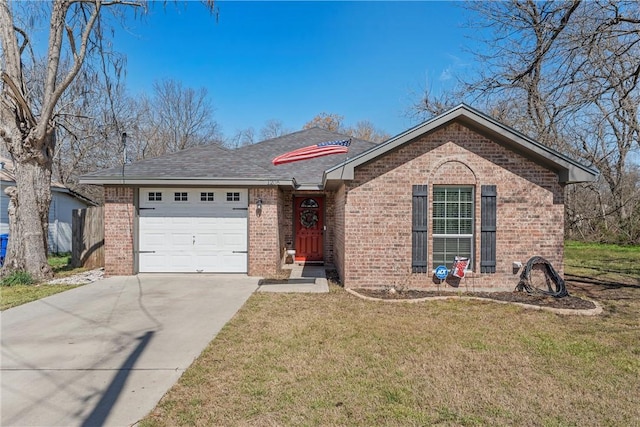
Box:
[174,192,188,202]
[300,198,319,208]
[226,192,240,202]
[148,192,162,202]
[201,192,215,201]
[432,186,473,269]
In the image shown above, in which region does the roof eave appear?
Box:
[79,176,296,187]
[294,183,324,191]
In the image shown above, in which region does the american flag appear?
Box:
[272,139,351,165]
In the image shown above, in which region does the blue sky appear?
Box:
[114,1,477,138]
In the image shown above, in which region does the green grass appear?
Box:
[141,241,640,427]
[0,254,85,310]
[48,253,88,277]
[1,283,81,310]
[48,253,72,271]
[565,240,639,284]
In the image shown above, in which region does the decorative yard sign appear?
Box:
[452,256,470,278]
[435,265,448,280]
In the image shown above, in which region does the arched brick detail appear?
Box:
[430,159,478,186]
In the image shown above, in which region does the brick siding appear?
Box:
[338,122,565,291]
[248,187,280,276]
[334,185,347,284]
[104,186,135,276]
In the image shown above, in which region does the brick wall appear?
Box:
[340,122,565,291]
[248,187,280,276]
[334,185,347,283]
[323,190,336,266]
[104,186,135,276]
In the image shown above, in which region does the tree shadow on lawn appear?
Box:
[565,274,640,301]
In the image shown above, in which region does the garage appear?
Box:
[138,188,248,273]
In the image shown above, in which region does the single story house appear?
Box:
[80,105,597,291]
[1,156,95,254]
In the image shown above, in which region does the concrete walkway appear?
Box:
[1,274,258,427]
[257,263,329,293]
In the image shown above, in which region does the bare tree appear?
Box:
[225,127,255,149]
[0,0,144,279]
[414,0,640,243]
[133,78,220,159]
[53,71,138,203]
[304,113,389,143]
[260,119,289,140]
[346,120,390,143]
[0,1,216,279]
[303,112,345,133]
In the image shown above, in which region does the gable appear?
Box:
[324,104,598,186]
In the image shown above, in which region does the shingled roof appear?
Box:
[234,128,376,188]
[80,127,377,188]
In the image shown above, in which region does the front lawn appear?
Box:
[565,240,639,284]
[0,283,81,311]
[0,254,85,310]
[141,242,640,426]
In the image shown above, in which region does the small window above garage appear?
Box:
[174,192,188,202]
[201,192,215,201]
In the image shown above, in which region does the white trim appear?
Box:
[79,177,296,187]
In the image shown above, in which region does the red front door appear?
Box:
[294,196,324,262]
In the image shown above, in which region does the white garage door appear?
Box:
[138,188,248,273]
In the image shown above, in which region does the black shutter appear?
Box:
[412,185,428,273]
[481,185,497,273]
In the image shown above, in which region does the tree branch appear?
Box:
[1,72,37,127]
[512,0,582,83]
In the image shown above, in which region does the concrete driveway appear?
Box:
[1,274,258,427]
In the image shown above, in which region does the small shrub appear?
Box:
[1,271,35,287]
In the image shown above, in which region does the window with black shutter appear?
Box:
[412,185,428,273]
[432,186,474,269]
[480,185,497,273]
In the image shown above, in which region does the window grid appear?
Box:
[200,192,215,202]
[174,192,188,202]
[300,198,319,208]
[226,192,240,202]
[433,186,473,269]
[148,192,162,202]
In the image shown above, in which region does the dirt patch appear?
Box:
[565,274,639,301]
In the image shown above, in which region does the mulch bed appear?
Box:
[351,288,597,310]
[326,269,600,310]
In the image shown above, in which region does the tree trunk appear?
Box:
[1,151,54,280]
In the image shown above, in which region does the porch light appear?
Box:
[256,197,263,210]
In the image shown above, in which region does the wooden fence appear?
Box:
[71,205,104,269]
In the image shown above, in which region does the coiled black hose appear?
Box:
[515,256,569,298]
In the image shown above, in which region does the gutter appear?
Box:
[79,176,297,187]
